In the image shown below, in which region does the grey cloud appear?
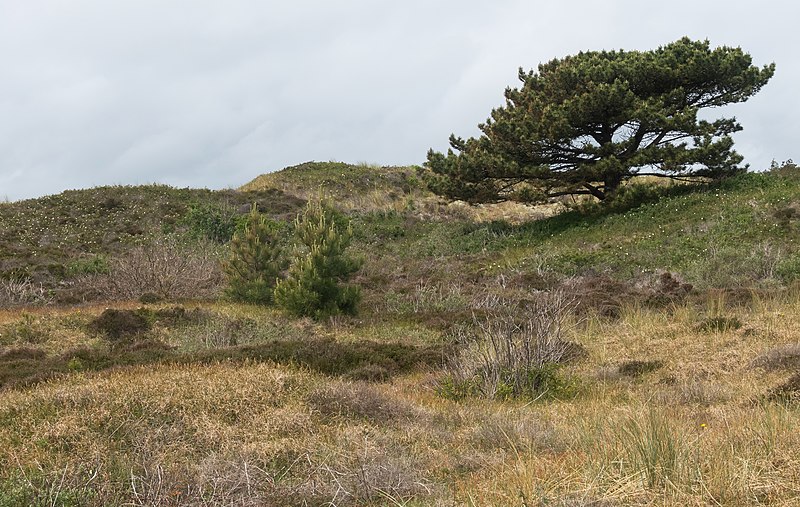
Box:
[0,0,796,201]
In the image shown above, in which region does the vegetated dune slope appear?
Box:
[1,162,799,505]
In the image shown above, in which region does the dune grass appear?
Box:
[0,293,799,505]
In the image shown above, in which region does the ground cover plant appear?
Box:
[1,292,800,505]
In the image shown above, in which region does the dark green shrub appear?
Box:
[65,255,110,277]
[138,292,162,304]
[514,363,579,400]
[439,363,578,401]
[619,359,665,378]
[89,309,151,342]
[183,202,243,243]
[776,255,800,282]
[274,200,361,319]
[698,316,742,332]
[223,206,288,305]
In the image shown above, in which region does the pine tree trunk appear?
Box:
[604,175,624,200]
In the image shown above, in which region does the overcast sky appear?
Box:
[1,1,797,201]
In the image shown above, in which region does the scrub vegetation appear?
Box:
[1,159,800,505]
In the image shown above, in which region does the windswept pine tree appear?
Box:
[426,38,775,203]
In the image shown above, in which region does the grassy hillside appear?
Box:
[241,161,554,222]
[240,161,428,212]
[496,172,800,288]
[0,185,303,290]
[346,168,800,327]
[0,163,799,505]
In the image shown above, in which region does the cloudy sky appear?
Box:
[1,1,796,201]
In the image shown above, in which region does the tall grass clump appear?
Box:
[275,200,361,319]
[439,292,581,400]
[617,409,694,489]
[223,205,288,304]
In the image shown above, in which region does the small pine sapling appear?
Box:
[275,200,361,319]
[223,205,287,304]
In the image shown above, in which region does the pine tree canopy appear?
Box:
[425,38,775,203]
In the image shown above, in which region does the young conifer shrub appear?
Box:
[274,200,361,319]
[223,205,287,304]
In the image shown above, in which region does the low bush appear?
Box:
[183,202,244,243]
[697,315,742,332]
[619,360,665,378]
[0,346,46,362]
[0,276,51,308]
[103,236,224,301]
[438,292,583,401]
[65,255,110,277]
[0,335,443,390]
[88,306,210,346]
[751,343,800,371]
[306,382,416,423]
[89,309,151,344]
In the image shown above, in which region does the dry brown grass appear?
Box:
[1,295,800,505]
[448,199,565,225]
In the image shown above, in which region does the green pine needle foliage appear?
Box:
[426,37,775,204]
[223,206,287,304]
[274,200,361,319]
